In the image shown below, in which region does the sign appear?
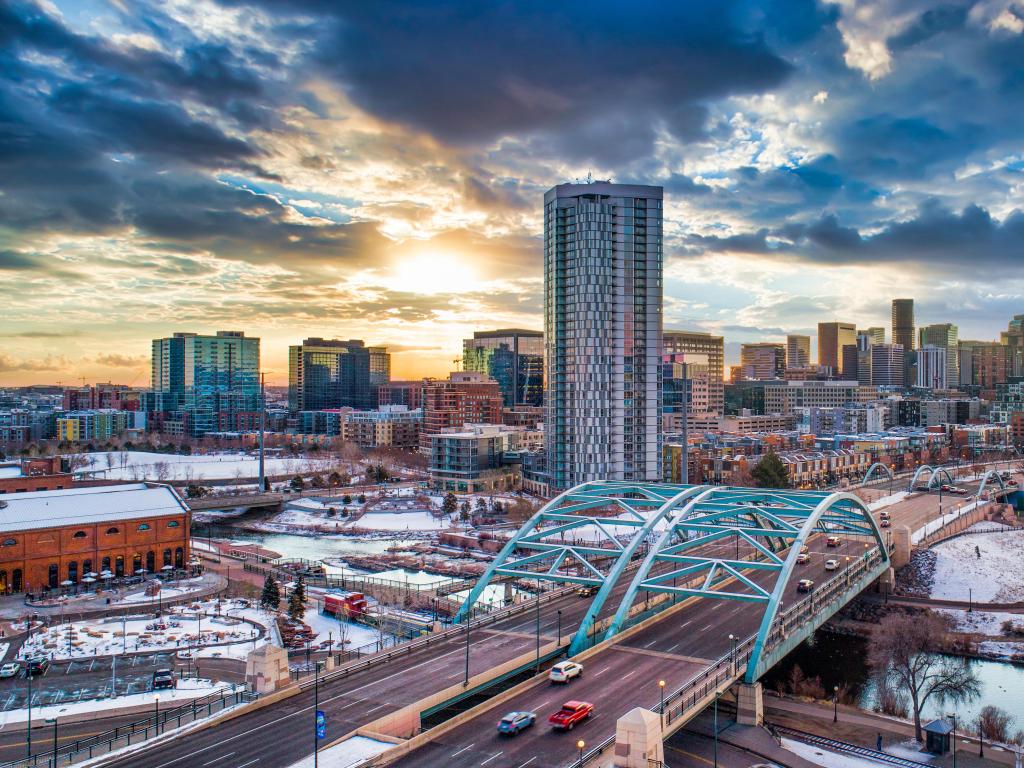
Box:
[315,710,326,740]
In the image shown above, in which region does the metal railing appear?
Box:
[771,725,934,768]
[0,687,257,768]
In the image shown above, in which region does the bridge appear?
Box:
[30,469,1019,768]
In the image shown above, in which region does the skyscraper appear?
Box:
[918,323,959,389]
[545,181,663,489]
[892,299,915,352]
[740,343,786,380]
[664,331,724,414]
[817,322,857,374]
[462,329,544,407]
[151,331,260,436]
[858,327,885,346]
[870,344,905,387]
[916,345,948,389]
[288,338,390,412]
[786,335,811,368]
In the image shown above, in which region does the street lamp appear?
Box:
[713,691,720,768]
[557,609,562,646]
[833,685,839,722]
[948,712,957,768]
[729,633,738,674]
[26,667,33,759]
[154,694,160,735]
[658,680,666,727]
[463,619,471,687]
[46,717,57,768]
[577,739,585,765]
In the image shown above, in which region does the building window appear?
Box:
[167,521,180,528]
[106,527,119,535]
[132,554,142,573]
[2,539,15,547]
[163,549,172,567]
[101,556,111,573]
[72,531,87,539]
[115,556,124,577]
[0,571,7,593]
[174,547,184,569]
[12,569,22,592]
[37,535,55,544]
[48,563,58,589]
[138,523,151,531]
[68,561,78,583]
[83,559,92,575]
[146,551,155,573]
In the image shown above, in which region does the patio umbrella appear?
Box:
[60,580,74,586]
[81,577,97,583]
[161,565,174,571]
[100,571,113,578]
[85,572,98,578]
[134,569,147,575]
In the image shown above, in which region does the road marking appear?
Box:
[365,703,389,714]
[701,624,712,631]
[643,639,658,648]
[237,760,259,768]
[593,666,609,677]
[680,620,692,628]
[480,752,503,765]
[622,671,635,680]
[666,643,679,653]
[516,758,537,767]
[536,698,552,710]
[710,603,722,611]
[451,743,475,756]
[202,753,235,765]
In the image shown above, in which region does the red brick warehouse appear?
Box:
[0,483,190,594]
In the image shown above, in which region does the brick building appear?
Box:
[419,372,504,451]
[0,483,189,594]
[0,457,71,494]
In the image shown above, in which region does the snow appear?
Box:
[0,678,237,726]
[75,451,336,482]
[782,737,899,768]
[0,643,9,661]
[116,581,205,604]
[978,640,1024,660]
[285,735,393,768]
[936,608,1022,635]
[303,608,380,649]
[345,509,449,532]
[0,484,185,532]
[867,491,908,511]
[929,528,1024,602]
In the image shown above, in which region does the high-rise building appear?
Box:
[892,299,915,352]
[288,339,390,412]
[740,343,785,380]
[786,335,811,368]
[545,181,663,489]
[916,345,948,389]
[870,344,905,387]
[958,341,1009,390]
[817,322,857,374]
[421,371,505,451]
[664,331,724,414]
[462,329,544,407]
[151,331,260,436]
[841,344,860,382]
[918,323,959,389]
[858,327,885,346]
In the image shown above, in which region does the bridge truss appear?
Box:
[907,464,955,492]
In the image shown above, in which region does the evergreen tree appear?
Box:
[293,576,306,604]
[459,500,471,521]
[342,494,352,504]
[290,474,305,492]
[287,588,305,621]
[357,493,366,504]
[751,450,790,489]
[475,497,487,512]
[260,575,280,611]
[441,492,458,516]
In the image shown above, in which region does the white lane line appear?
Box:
[680,620,692,628]
[593,667,610,677]
[202,753,235,765]
[237,760,259,768]
[710,603,722,611]
[536,698,552,710]
[666,643,679,653]
[644,639,658,648]
[480,751,504,765]
[516,757,537,767]
[451,743,475,756]
[365,703,389,713]
[622,671,635,680]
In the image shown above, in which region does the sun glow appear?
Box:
[390,252,479,295]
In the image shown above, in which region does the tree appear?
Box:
[293,576,306,604]
[260,575,281,611]
[868,612,980,741]
[328,471,343,488]
[441,493,458,516]
[287,588,305,622]
[979,705,1013,745]
[459,500,471,521]
[751,450,789,489]
[289,474,305,492]
[342,494,352,505]
[475,498,487,513]
[185,484,210,499]
[357,493,366,504]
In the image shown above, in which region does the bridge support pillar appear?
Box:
[613,707,664,767]
[877,566,896,593]
[734,682,763,727]
[504,580,514,605]
[890,526,912,568]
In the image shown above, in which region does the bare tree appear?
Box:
[152,460,171,483]
[979,705,1013,744]
[104,452,115,473]
[868,612,980,741]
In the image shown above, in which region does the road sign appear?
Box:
[315,710,326,740]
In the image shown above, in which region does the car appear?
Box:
[824,559,839,571]
[949,487,968,495]
[549,661,583,683]
[879,518,892,528]
[497,711,537,736]
[797,579,815,593]
[548,700,593,730]
[576,586,598,598]
[879,510,891,519]
[176,649,194,660]
[0,663,19,679]
[1009,480,1019,487]
[826,536,841,547]
[25,658,49,677]
[914,485,931,492]
[152,668,176,690]
[796,552,810,564]
[799,545,809,555]
[940,484,951,492]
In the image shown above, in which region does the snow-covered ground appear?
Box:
[303,607,381,649]
[75,451,336,481]
[0,679,237,726]
[286,735,393,768]
[346,509,449,532]
[936,607,1022,635]
[782,737,911,768]
[929,527,1024,602]
[0,643,8,662]
[116,580,206,604]
[978,640,1024,660]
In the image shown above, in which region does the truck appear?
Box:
[548,700,594,731]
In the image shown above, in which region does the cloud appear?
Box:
[93,354,148,368]
[0,354,72,373]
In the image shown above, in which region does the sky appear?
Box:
[1,0,1023,386]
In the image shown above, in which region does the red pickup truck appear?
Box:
[548,700,594,730]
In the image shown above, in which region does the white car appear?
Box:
[548,661,583,684]
[824,559,839,571]
[0,663,19,678]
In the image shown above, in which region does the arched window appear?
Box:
[163,549,172,566]
[115,556,124,577]
[167,520,180,528]
[132,554,142,573]
[146,551,155,573]
[0,571,7,593]
[106,527,119,535]
[83,559,92,576]
[12,569,23,592]
[68,561,78,583]
[72,531,87,539]
[2,538,16,547]
[137,523,151,531]
[101,556,111,573]
[174,547,184,569]
[48,563,58,589]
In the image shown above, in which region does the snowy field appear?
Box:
[75,451,336,481]
[346,509,449,531]
[929,526,1024,602]
[303,607,381,649]
[937,607,1022,635]
[782,737,919,768]
[286,735,392,768]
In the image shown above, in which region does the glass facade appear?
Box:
[462,329,544,407]
[288,339,390,411]
[544,182,663,490]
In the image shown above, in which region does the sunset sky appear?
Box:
[2,0,1023,386]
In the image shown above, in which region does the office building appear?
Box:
[421,372,504,450]
[740,343,786,380]
[858,327,885,346]
[892,299,915,352]
[462,329,544,407]
[664,331,724,414]
[544,182,663,489]
[918,323,959,390]
[841,345,860,383]
[786,335,811,368]
[870,344,905,387]
[764,380,877,415]
[288,338,390,412]
[817,322,857,374]
[916,346,948,389]
[429,425,522,492]
[958,341,1009,390]
[151,331,260,436]
[377,381,424,410]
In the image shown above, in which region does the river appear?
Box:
[764,629,1024,725]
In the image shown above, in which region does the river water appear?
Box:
[764,629,1024,725]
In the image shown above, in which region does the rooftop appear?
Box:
[0,483,188,533]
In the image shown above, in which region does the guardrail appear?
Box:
[0,687,257,768]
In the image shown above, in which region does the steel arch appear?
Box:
[453,481,691,624]
[908,464,955,492]
[743,491,887,682]
[861,462,893,486]
[977,469,1008,498]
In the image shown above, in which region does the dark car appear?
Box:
[25,658,49,677]
[152,668,176,690]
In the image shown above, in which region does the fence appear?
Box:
[0,687,257,768]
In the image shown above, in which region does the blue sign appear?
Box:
[316,710,327,739]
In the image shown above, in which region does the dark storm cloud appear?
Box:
[888,5,969,52]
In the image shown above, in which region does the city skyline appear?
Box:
[2,0,1024,387]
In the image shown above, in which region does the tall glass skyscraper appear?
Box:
[544,181,663,489]
[288,338,390,411]
[462,329,544,407]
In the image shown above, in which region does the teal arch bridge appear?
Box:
[455,481,891,684]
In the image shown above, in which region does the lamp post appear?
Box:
[577,739,585,765]
[26,669,33,759]
[47,717,57,768]
[557,609,562,647]
[535,589,541,673]
[713,691,720,768]
[833,685,839,722]
[949,712,957,768]
[154,694,160,735]
[658,679,666,728]
[463,618,470,687]
[729,633,738,674]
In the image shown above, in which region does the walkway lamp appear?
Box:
[47,717,57,768]
[26,669,32,759]
[154,694,160,734]
[729,633,738,673]
[833,685,839,722]
[577,739,585,765]
[557,609,562,646]
[658,679,666,727]
[948,712,957,768]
